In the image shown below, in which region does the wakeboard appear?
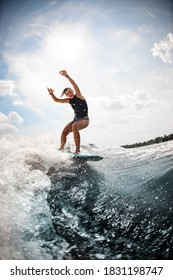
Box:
[71,154,103,162]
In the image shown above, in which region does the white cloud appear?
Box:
[148,11,155,18]
[151,33,173,64]
[97,90,154,112]
[0,123,18,134]
[0,80,15,97]
[13,100,24,106]
[109,29,142,50]
[0,111,23,136]
[8,111,23,124]
[24,18,49,40]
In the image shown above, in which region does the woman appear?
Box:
[47,70,89,154]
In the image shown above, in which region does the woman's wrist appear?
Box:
[49,92,54,95]
[65,74,69,78]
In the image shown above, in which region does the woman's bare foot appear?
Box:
[74,147,80,154]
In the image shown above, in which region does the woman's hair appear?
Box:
[61,87,70,97]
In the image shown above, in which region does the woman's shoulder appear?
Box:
[75,94,85,101]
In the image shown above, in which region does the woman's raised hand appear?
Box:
[47,87,54,94]
[59,70,67,76]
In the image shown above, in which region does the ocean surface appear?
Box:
[0,136,173,260]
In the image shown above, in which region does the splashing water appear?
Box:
[0,135,173,259]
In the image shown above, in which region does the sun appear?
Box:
[58,33,85,56]
[46,26,87,61]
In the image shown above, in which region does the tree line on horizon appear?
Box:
[122,133,173,149]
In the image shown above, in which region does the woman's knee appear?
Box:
[61,128,71,138]
[72,123,78,132]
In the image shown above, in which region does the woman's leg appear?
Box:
[59,121,74,151]
[72,119,89,153]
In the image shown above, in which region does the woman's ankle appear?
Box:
[75,147,80,154]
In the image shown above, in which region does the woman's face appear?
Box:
[65,88,74,99]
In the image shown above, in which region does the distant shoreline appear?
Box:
[122,133,173,149]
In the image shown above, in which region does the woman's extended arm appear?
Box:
[47,88,69,103]
[59,70,85,99]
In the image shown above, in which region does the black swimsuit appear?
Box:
[69,95,89,121]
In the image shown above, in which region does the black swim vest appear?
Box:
[69,95,88,119]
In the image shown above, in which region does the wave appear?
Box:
[0,136,173,259]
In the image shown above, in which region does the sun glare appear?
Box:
[58,34,85,56]
[46,27,87,61]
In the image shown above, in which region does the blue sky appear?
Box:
[0,0,173,146]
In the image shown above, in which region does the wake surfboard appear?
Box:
[71,154,103,162]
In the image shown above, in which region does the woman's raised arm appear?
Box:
[59,70,85,99]
[47,87,69,103]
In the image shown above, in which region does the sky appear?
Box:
[0,0,173,147]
